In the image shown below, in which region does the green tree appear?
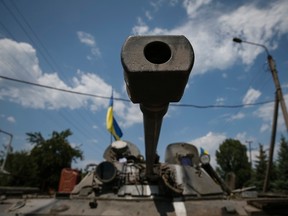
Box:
[216,138,251,188]
[253,144,267,190]
[0,151,38,187]
[27,129,83,192]
[274,136,288,192]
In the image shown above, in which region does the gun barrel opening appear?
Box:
[144,41,171,64]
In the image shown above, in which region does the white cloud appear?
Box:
[77,31,95,46]
[149,0,178,12]
[0,60,109,110]
[7,116,16,123]
[242,88,261,104]
[254,100,274,133]
[234,133,257,165]
[121,104,142,128]
[77,31,101,59]
[132,1,288,75]
[227,112,245,122]
[218,1,288,64]
[234,132,254,145]
[255,102,273,122]
[255,93,288,132]
[260,123,270,133]
[145,11,153,20]
[0,38,143,128]
[132,17,150,35]
[190,131,256,168]
[0,39,41,81]
[283,82,288,89]
[183,0,212,18]
[91,47,101,57]
[190,132,227,167]
[215,97,225,105]
[1,114,16,124]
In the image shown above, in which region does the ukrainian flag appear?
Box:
[106,94,123,140]
[200,147,209,155]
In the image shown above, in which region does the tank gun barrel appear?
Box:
[121,35,194,176]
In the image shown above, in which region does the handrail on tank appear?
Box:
[121,35,194,176]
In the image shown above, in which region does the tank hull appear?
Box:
[0,196,251,216]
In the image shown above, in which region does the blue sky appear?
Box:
[0,0,288,168]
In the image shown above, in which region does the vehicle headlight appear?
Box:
[200,154,210,164]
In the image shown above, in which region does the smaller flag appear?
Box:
[106,93,123,141]
[200,147,209,155]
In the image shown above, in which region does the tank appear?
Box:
[1,35,288,215]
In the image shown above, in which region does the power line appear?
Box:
[1,0,105,136]
[9,0,70,80]
[0,75,274,108]
[0,74,130,102]
[172,100,274,108]
[0,0,109,149]
[0,0,58,75]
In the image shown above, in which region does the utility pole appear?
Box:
[263,93,279,192]
[267,55,288,131]
[246,140,253,167]
[233,38,288,131]
[233,37,288,193]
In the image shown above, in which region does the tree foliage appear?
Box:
[273,135,288,191]
[253,144,267,190]
[27,129,83,192]
[215,136,288,193]
[0,129,83,193]
[216,138,251,188]
[0,151,38,187]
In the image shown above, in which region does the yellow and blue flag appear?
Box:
[200,147,209,155]
[106,93,123,140]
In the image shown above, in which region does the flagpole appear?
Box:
[110,89,113,144]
